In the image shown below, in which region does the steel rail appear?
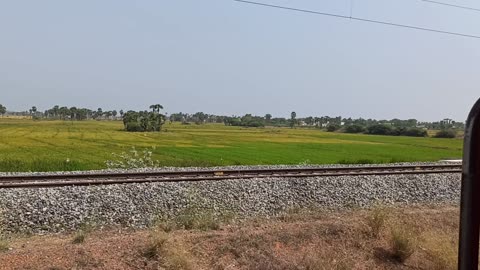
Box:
[0,164,462,189]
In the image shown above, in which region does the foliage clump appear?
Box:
[122,104,165,132]
[434,129,457,138]
[326,124,340,132]
[366,124,427,137]
[0,104,6,116]
[344,124,365,133]
[224,114,265,127]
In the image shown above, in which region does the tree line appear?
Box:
[169,111,461,138]
[0,103,462,137]
[0,104,123,120]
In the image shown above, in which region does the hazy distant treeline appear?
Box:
[0,103,463,137]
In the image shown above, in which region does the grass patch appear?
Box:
[0,158,84,172]
[143,230,194,270]
[0,119,463,172]
[0,238,9,252]
[154,190,234,232]
[175,208,220,231]
[422,231,457,270]
[338,158,377,165]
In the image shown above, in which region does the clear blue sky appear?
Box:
[1,0,479,121]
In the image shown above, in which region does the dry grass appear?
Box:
[390,225,417,263]
[366,205,388,238]
[0,238,9,252]
[143,229,195,270]
[422,231,457,270]
[0,205,462,270]
[143,230,169,259]
[71,230,86,244]
[175,209,220,231]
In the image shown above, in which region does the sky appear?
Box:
[0,0,479,122]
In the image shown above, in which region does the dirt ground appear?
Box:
[0,204,460,270]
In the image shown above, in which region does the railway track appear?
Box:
[0,164,462,189]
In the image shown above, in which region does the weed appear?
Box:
[155,219,176,233]
[143,230,169,259]
[390,226,417,263]
[298,159,311,166]
[176,208,220,231]
[72,230,86,244]
[171,189,230,231]
[143,230,194,270]
[162,247,195,270]
[0,238,9,252]
[106,147,160,169]
[366,206,388,238]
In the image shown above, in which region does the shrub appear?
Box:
[435,129,457,138]
[72,230,86,244]
[326,124,340,132]
[366,124,393,135]
[125,121,143,132]
[390,226,416,263]
[402,127,428,137]
[143,230,195,270]
[366,206,388,238]
[344,124,365,133]
[143,231,169,259]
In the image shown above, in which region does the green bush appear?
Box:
[326,124,340,132]
[435,129,457,138]
[125,122,143,132]
[402,127,428,137]
[344,124,365,133]
[366,124,393,135]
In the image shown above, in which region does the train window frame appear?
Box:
[458,97,480,270]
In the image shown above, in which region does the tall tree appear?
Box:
[0,104,6,116]
[149,104,163,113]
[265,114,272,124]
[29,106,37,117]
[290,111,297,128]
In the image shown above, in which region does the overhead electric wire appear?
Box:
[233,0,480,40]
[420,0,480,12]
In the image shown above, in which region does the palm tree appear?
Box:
[149,104,163,114]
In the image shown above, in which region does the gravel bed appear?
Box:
[0,161,460,177]
[0,171,461,234]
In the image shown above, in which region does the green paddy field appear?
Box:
[0,118,463,172]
